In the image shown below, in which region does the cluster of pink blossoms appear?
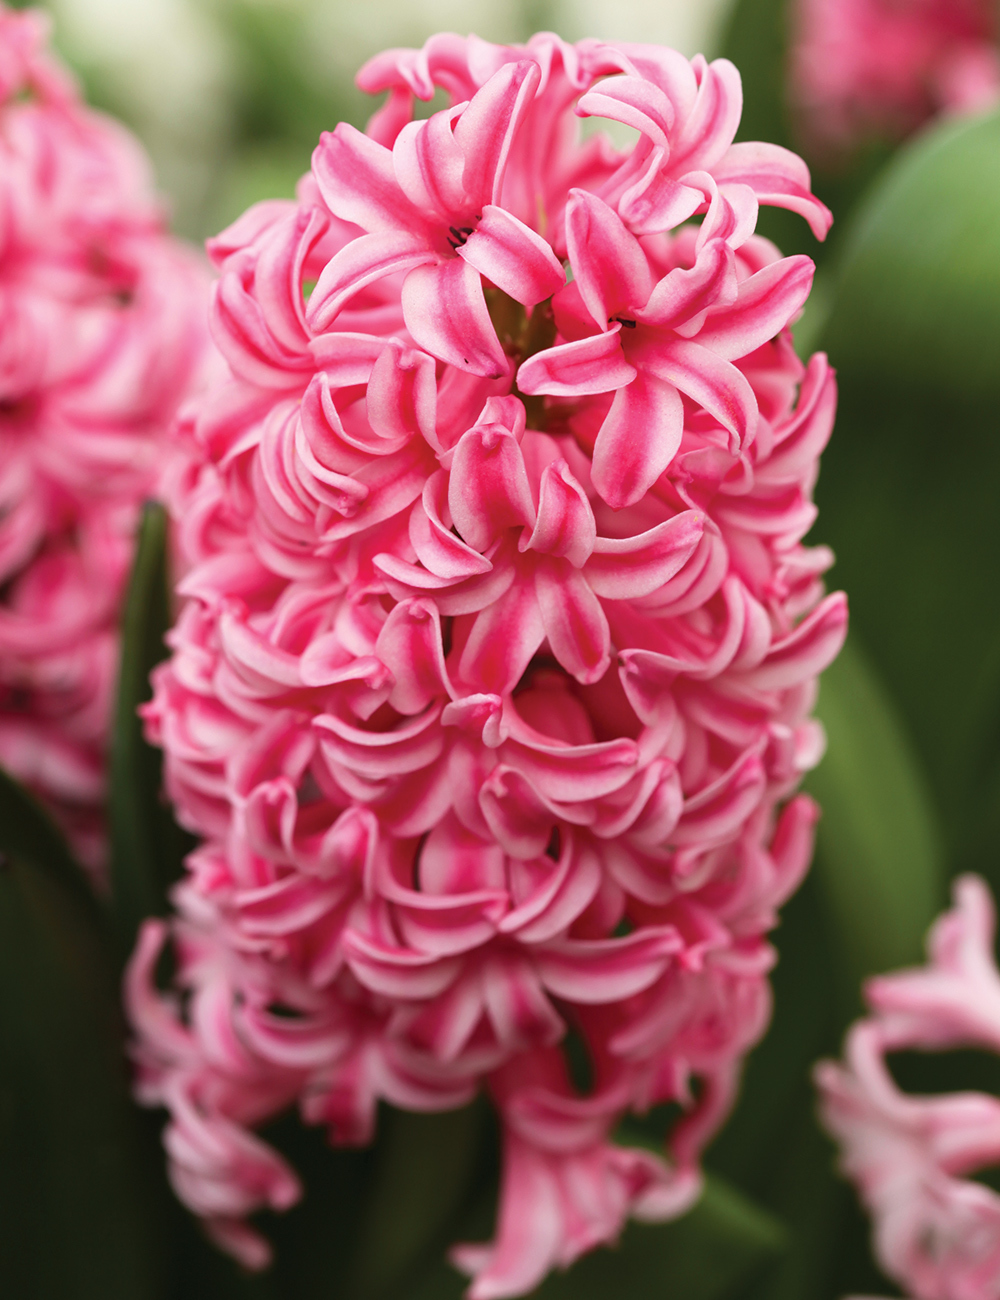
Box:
[818,876,1000,1300]
[0,5,210,869]
[792,0,1000,156]
[126,33,847,1297]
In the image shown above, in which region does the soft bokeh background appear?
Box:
[36,0,729,238]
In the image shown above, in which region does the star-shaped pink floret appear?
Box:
[306,60,565,378]
[517,189,815,510]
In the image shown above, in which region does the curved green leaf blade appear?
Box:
[0,841,161,1296]
[813,110,1000,894]
[529,1175,785,1300]
[0,763,106,935]
[824,108,1000,404]
[710,637,946,1298]
[807,635,947,994]
[349,1102,487,1300]
[399,1174,785,1300]
[109,500,190,953]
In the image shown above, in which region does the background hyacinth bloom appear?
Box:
[792,0,1000,155]
[0,3,210,871]
[817,875,1000,1300]
[123,30,846,1298]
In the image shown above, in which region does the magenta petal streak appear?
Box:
[125,29,846,1298]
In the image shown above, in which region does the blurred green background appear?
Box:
[24,0,731,239]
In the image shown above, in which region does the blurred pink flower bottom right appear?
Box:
[818,875,1000,1300]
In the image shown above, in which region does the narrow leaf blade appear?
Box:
[109,500,190,952]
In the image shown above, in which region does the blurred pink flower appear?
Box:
[125,31,844,1297]
[793,0,1000,156]
[817,875,1000,1300]
[0,3,211,871]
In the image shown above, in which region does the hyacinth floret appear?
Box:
[0,3,210,869]
[126,32,846,1298]
[818,876,1000,1300]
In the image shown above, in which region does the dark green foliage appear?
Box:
[816,109,1000,894]
[823,110,1000,405]
[0,778,162,1298]
[531,1177,786,1300]
[806,638,946,1000]
[709,637,949,1300]
[109,501,193,954]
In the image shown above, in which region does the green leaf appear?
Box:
[708,873,895,1300]
[0,829,162,1296]
[814,115,1000,893]
[806,635,947,996]
[824,108,1000,405]
[708,641,948,1299]
[0,763,106,935]
[528,1175,785,1300]
[397,1174,785,1300]
[348,1102,487,1300]
[109,500,190,953]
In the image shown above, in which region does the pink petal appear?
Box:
[500,835,603,944]
[565,189,653,326]
[695,178,758,252]
[617,159,705,237]
[458,576,546,695]
[479,765,558,859]
[482,955,566,1051]
[672,752,767,846]
[459,205,564,307]
[578,75,676,148]
[454,1136,563,1300]
[591,371,684,509]
[375,598,452,714]
[646,337,757,446]
[454,61,541,209]
[306,231,433,333]
[714,141,832,240]
[586,510,704,600]
[311,123,421,232]
[391,110,467,219]
[365,342,437,450]
[236,874,342,937]
[386,885,507,958]
[501,734,639,804]
[640,238,737,333]
[536,927,683,1002]
[516,329,635,398]
[448,422,536,552]
[409,472,494,580]
[342,930,461,999]
[401,258,509,378]
[535,559,611,685]
[313,705,445,780]
[669,56,743,174]
[696,255,815,361]
[733,592,848,691]
[521,459,596,566]
[420,813,507,894]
